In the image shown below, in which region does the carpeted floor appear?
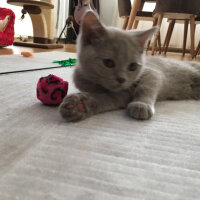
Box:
[0,51,76,74]
[0,51,200,200]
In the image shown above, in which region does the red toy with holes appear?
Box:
[37,74,69,106]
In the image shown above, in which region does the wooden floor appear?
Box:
[1,44,200,62]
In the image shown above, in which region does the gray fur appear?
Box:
[59,11,200,122]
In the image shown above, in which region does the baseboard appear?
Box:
[14,36,73,44]
[147,46,190,53]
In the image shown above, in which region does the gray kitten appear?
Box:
[59,11,200,122]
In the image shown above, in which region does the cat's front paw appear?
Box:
[127,101,154,120]
[59,93,92,122]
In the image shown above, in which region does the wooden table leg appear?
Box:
[126,0,141,30]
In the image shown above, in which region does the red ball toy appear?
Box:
[37,74,68,105]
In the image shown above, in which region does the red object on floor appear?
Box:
[0,8,15,46]
[37,74,69,106]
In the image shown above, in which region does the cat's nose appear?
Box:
[116,77,125,84]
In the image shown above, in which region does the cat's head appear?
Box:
[77,11,157,92]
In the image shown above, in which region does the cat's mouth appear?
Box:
[100,79,131,92]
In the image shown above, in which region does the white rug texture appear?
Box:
[0,52,200,200]
[0,51,76,73]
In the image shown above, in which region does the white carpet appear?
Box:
[0,53,200,200]
[0,51,76,73]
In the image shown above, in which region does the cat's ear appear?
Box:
[135,27,158,48]
[81,11,106,44]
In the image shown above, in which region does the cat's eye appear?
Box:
[128,62,138,71]
[103,59,115,68]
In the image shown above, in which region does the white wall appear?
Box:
[55,0,69,38]
[99,0,121,27]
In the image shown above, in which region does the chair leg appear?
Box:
[182,19,189,57]
[158,34,162,54]
[122,17,129,30]
[133,1,145,29]
[133,20,139,29]
[126,0,141,30]
[146,17,158,51]
[162,19,174,52]
[162,31,168,52]
[146,40,151,51]
[163,19,175,54]
[190,15,195,57]
[193,40,200,58]
[152,13,163,55]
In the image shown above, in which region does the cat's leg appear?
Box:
[127,69,162,120]
[59,91,131,122]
